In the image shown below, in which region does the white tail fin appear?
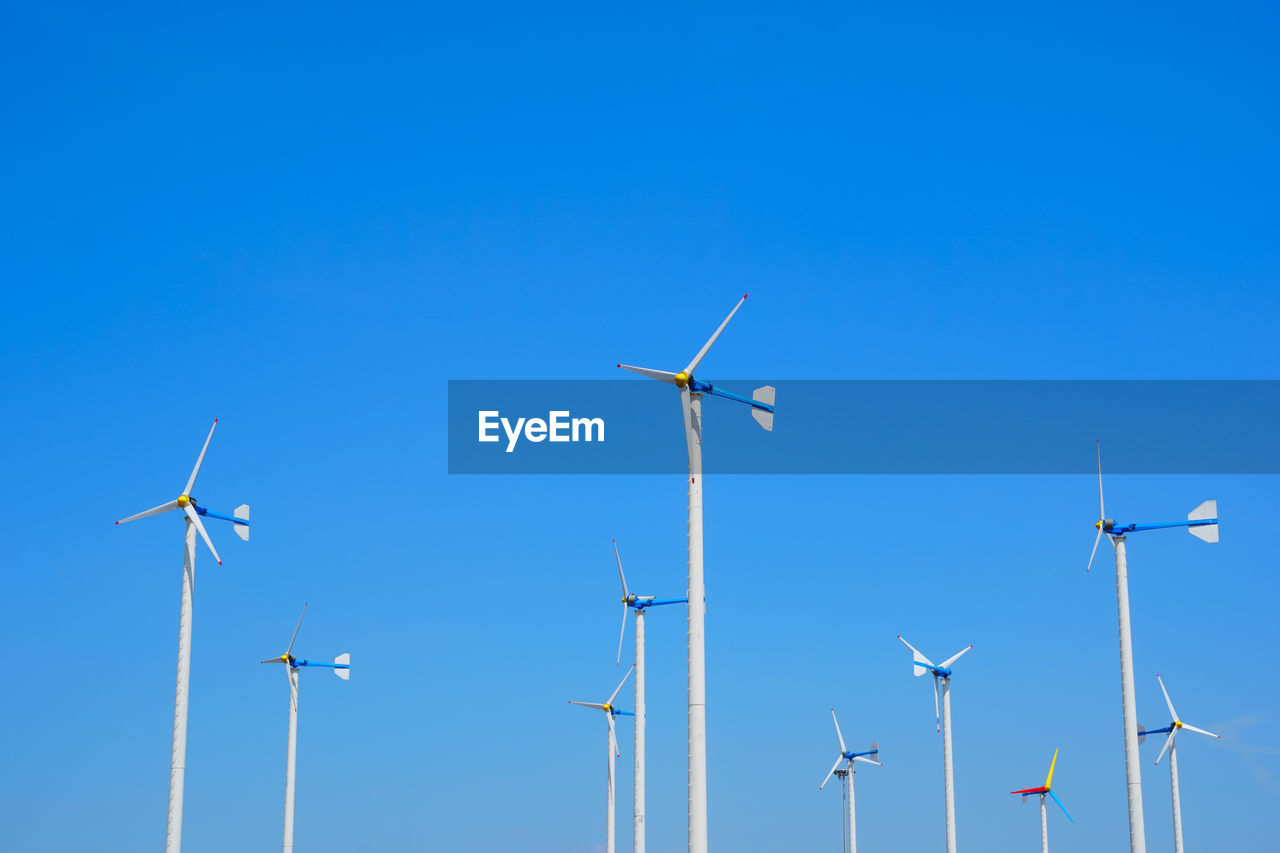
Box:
[911,652,929,677]
[334,653,350,680]
[1188,500,1218,542]
[751,386,775,432]
[1137,723,1147,745]
[234,504,250,541]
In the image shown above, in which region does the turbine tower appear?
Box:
[612,540,686,853]
[898,636,973,853]
[570,665,637,853]
[1138,675,1221,853]
[115,419,249,853]
[260,603,351,853]
[1086,441,1218,853]
[817,708,881,853]
[1010,749,1074,853]
[618,294,775,853]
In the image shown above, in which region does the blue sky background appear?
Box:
[2,2,1278,851]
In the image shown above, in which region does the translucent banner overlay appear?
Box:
[447,380,1280,474]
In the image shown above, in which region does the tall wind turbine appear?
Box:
[1010,749,1074,853]
[1138,675,1221,853]
[115,419,249,853]
[260,603,351,853]
[570,666,637,853]
[898,636,973,853]
[817,708,881,853]
[1086,441,1218,853]
[612,540,686,853]
[618,294,775,853]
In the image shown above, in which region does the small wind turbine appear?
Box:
[1010,749,1074,853]
[115,419,249,853]
[1086,441,1218,853]
[618,295,774,853]
[817,708,881,853]
[898,636,973,853]
[569,665,636,853]
[260,603,351,853]
[1138,675,1221,853]
[612,540,685,853]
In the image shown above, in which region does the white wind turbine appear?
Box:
[898,636,973,853]
[260,603,351,853]
[1139,675,1221,853]
[612,540,686,853]
[618,294,775,853]
[570,666,636,853]
[1085,441,1218,853]
[115,419,249,853]
[817,708,881,853]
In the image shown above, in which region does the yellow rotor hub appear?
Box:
[675,372,689,387]
[177,495,190,507]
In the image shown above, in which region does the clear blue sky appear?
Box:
[2,2,1278,851]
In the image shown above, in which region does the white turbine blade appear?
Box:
[932,675,941,732]
[617,363,679,384]
[569,700,607,710]
[334,653,350,680]
[898,635,934,675]
[182,504,221,564]
[1096,440,1105,519]
[184,419,218,496]
[819,754,843,790]
[1156,674,1180,722]
[286,667,298,712]
[853,756,883,767]
[612,539,630,599]
[1154,728,1177,766]
[830,708,848,754]
[607,664,636,706]
[286,603,308,657]
[609,713,619,758]
[1086,527,1105,573]
[1181,722,1220,739]
[682,294,747,376]
[616,602,629,666]
[940,645,973,668]
[116,499,181,525]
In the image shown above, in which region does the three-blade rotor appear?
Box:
[1010,750,1073,822]
[819,708,882,790]
[1152,674,1221,766]
[899,636,972,732]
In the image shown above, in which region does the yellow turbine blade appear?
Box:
[1044,749,1059,789]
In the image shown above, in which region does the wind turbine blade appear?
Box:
[286,603,309,657]
[1154,729,1177,766]
[830,708,847,754]
[1156,674,1180,721]
[853,756,883,766]
[1086,527,1105,574]
[1096,440,1105,519]
[617,364,679,384]
[1044,749,1058,789]
[819,754,843,790]
[616,602,629,666]
[940,645,973,668]
[1048,790,1074,823]
[607,664,636,706]
[609,714,618,758]
[897,635,935,674]
[260,656,286,664]
[682,294,747,376]
[1180,722,1220,738]
[286,666,298,712]
[182,504,221,564]
[612,539,630,599]
[116,500,181,525]
[568,701,607,710]
[184,419,218,496]
[932,675,941,733]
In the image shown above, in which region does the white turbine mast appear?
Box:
[618,294,775,853]
[569,665,637,853]
[1087,441,1218,853]
[115,419,250,853]
[818,708,881,853]
[898,636,972,853]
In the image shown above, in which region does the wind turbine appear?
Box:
[618,294,774,853]
[1085,441,1218,853]
[612,540,686,853]
[260,603,351,853]
[1010,749,1074,853]
[115,419,249,853]
[898,636,973,853]
[570,666,637,853]
[1138,675,1221,853]
[817,708,881,853]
